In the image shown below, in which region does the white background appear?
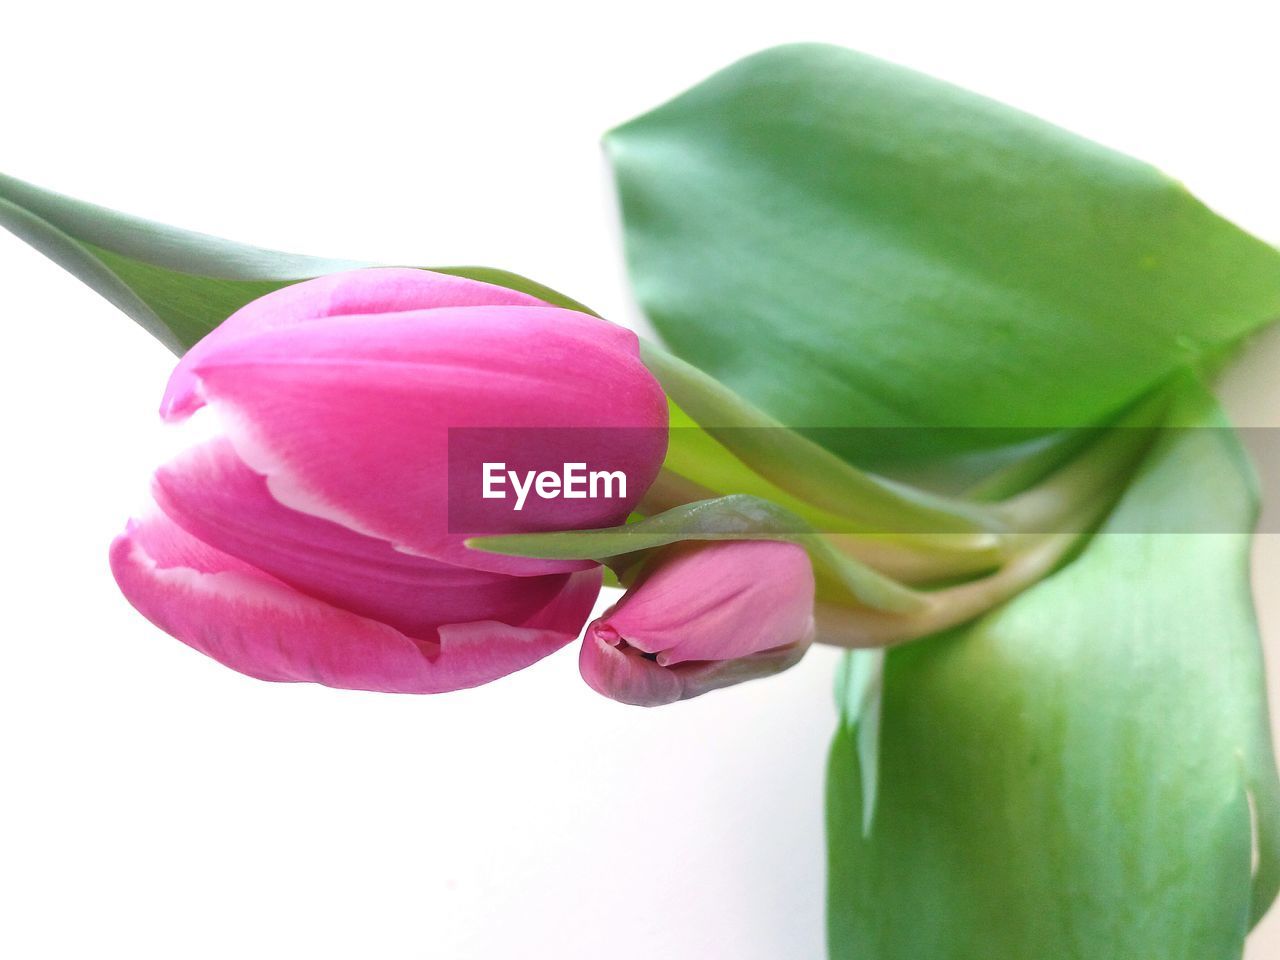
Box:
[3,2,1279,957]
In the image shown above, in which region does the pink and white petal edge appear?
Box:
[110,510,601,694]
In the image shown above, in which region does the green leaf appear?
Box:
[469,493,926,614]
[607,44,1280,463]
[827,383,1280,959]
[834,649,886,838]
[0,171,595,355]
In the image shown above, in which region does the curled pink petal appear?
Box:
[579,624,684,707]
[580,625,810,707]
[162,268,545,420]
[182,299,666,574]
[153,438,576,639]
[580,540,815,706]
[111,510,601,694]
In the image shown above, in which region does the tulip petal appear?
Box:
[671,630,812,699]
[579,619,812,707]
[579,625,684,707]
[110,510,600,694]
[579,540,815,706]
[178,299,666,575]
[161,268,545,419]
[153,438,578,639]
[609,540,816,665]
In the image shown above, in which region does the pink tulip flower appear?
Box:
[580,540,816,706]
[111,268,668,694]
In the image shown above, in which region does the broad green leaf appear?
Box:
[607,44,1280,463]
[469,493,926,614]
[834,649,886,838]
[827,383,1280,959]
[0,171,595,355]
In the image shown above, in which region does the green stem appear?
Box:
[643,341,1005,537]
[813,484,1126,649]
[993,391,1167,533]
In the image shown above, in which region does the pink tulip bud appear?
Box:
[110,268,668,694]
[580,540,816,706]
